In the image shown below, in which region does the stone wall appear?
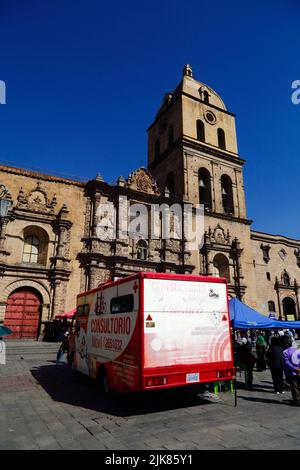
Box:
[0,165,86,325]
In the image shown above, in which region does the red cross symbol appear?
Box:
[133,281,138,293]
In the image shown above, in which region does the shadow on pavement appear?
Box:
[238,396,294,406]
[251,383,273,390]
[250,385,275,394]
[30,362,214,417]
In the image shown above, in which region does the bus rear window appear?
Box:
[111,295,134,314]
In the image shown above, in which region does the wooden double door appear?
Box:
[4,288,42,339]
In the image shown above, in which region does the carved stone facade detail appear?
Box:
[126,168,161,195]
[206,225,231,245]
[17,182,57,214]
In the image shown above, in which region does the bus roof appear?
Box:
[77,272,227,299]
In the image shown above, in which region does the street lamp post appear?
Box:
[0,186,12,254]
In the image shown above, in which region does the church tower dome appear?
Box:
[147,64,245,216]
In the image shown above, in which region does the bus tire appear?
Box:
[97,367,110,394]
[68,352,74,365]
[71,357,81,377]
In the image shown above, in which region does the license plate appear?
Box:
[186,373,199,383]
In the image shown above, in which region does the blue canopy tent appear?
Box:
[229,298,274,329]
[229,298,300,329]
[271,319,300,329]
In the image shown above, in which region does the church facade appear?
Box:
[0,65,299,339]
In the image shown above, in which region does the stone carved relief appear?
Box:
[89,268,110,289]
[63,229,71,258]
[206,225,231,245]
[17,182,57,213]
[84,198,92,237]
[166,252,178,262]
[126,168,161,195]
[166,239,181,252]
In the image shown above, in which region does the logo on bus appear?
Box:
[209,289,219,299]
[95,290,106,315]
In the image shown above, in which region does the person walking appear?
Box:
[282,337,300,405]
[56,331,70,363]
[236,338,256,390]
[266,336,285,394]
[256,334,267,371]
[265,329,271,346]
[250,330,257,348]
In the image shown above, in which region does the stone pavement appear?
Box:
[0,341,299,450]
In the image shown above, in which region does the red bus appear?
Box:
[73,272,234,393]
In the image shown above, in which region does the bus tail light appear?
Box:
[216,370,233,378]
[146,376,167,387]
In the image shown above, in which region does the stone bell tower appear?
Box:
[147,65,257,304]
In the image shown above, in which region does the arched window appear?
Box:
[213,254,230,283]
[198,168,212,210]
[155,139,160,160]
[268,301,276,313]
[168,126,174,146]
[203,90,209,104]
[221,175,234,215]
[136,239,148,261]
[217,128,226,150]
[166,172,175,196]
[196,120,205,142]
[282,271,290,286]
[22,226,49,265]
[22,235,40,263]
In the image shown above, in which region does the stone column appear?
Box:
[206,249,214,276]
[275,278,283,320]
[91,193,102,237]
[54,205,72,266]
[0,217,10,257]
[89,263,110,289]
[294,280,300,320]
[56,226,65,258]
[210,161,217,213]
[231,238,244,300]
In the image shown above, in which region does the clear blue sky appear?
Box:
[0,0,299,238]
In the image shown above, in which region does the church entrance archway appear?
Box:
[282,297,297,321]
[213,253,230,283]
[4,287,43,339]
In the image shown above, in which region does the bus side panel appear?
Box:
[105,278,140,392]
[86,279,140,392]
[105,319,140,392]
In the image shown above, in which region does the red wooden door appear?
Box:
[4,289,41,339]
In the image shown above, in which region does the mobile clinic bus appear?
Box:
[73,272,234,393]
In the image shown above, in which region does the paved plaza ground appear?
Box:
[0,341,299,450]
